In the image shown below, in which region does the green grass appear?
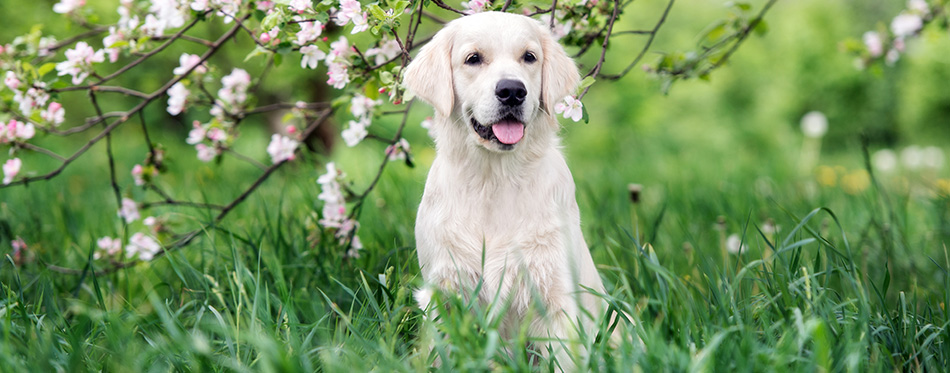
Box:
[2,127,949,371]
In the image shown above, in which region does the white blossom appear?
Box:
[863,31,883,57]
[872,149,898,173]
[300,45,327,69]
[800,111,828,138]
[195,143,218,162]
[342,118,369,147]
[53,0,85,14]
[725,234,747,255]
[266,134,299,163]
[554,96,583,122]
[126,232,161,261]
[173,53,207,75]
[167,82,189,115]
[3,158,21,184]
[55,41,105,85]
[891,13,923,37]
[118,197,140,223]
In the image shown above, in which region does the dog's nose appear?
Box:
[495,79,527,106]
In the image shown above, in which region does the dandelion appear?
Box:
[901,145,923,170]
[800,111,828,138]
[921,146,944,170]
[725,234,746,255]
[872,149,898,173]
[841,169,870,195]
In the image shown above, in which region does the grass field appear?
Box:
[3,107,950,371]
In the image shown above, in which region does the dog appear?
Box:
[404,11,611,365]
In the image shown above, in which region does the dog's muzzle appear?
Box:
[469,79,527,147]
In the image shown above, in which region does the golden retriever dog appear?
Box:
[404,11,611,365]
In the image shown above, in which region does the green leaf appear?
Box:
[753,20,769,36]
[578,76,596,91]
[367,4,388,21]
[379,71,394,85]
[244,46,271,62]
[581,104,589,124]
[37,62,56,78]
[273,52,283,67]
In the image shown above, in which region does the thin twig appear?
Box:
[599,0,675,81]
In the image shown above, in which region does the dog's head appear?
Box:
[404,12,580,153]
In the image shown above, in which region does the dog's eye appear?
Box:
[522,52,537,64]
[465,53,482,65]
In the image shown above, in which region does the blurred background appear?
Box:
[1,0,949,296]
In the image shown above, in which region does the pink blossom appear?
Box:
[365,39,401,65]
[326,63,350,89]
[296,19,324,45]
[349,93,381,119]
[266,134,299,163]
[289,0,312,13]
[908,0,930,15]
[385,138,410,161]
[186,121,206,144]
[341,118,369,147]
[4,71,20,90]
[41,102,66,126]
[53,0,85,14]
[95,236,122,259]
[863,31,883,57]
[126,232,161,261]
[300,45,327,69]
[14,87,50,115]
[3,158,22,184]
[335,0,363,26]
[166,82,189,115]
[2,120,35,142]
[207,127,227,143]
[261,27,280,44]
[55,41,105,85]
[190,0,209,11]
[118,197,140,223]
[554,96,584,122]
[101,27,123,63]
[173,53,207,76]
[461,0,487,14]
[891,13,923,37]
[257,1,275,11]
[195,143,219,162]
[218,68,251,107]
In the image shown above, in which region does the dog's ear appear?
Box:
[538,23,580,115]
[403,26,455,118]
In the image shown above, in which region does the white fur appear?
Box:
[404,12,608,362]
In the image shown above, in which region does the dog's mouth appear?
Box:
[471,115,525,146]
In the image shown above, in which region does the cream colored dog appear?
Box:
[404,11,609,362]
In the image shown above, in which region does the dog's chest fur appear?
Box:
[415,147,581,323]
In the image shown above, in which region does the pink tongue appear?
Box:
[491,120,524,144]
